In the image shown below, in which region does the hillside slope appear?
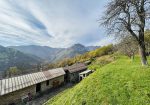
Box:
[45,56,150,105]
[0,45,41,72]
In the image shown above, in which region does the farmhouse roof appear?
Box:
[63,63,87,73]
[0,68,65,96]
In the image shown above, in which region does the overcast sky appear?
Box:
[0,0,113,48]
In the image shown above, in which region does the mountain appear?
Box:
[9,44,100,62]
[0,45,41,72]
[54,44,88,61]
[9,45,63,62]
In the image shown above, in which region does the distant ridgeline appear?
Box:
[9,44,100,63]
[0,44,100,78]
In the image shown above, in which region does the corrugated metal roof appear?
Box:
[64,63,87,73]
[0,68,65,96]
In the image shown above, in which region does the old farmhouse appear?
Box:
[64,63,87,83]
[0,68,65,105]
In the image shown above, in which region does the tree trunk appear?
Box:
[132,52,135,61]
[139,42,148,66]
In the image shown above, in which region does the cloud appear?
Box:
[0,0,112,47]
[0,0,52,46]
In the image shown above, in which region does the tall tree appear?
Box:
[101,0,150,65]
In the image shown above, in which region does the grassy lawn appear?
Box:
[44,56,150,105]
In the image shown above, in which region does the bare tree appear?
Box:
[116,36,138,60]
[101,0,150,65]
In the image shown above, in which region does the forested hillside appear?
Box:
[0,45,41,74]
[47,44,113,68]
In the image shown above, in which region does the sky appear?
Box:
[0,0,113,48]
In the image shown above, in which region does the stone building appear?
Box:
[64,63,87,83]
[0,68,65,105]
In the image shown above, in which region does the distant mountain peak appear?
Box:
[70,43,85,49]
[72,43,84,46]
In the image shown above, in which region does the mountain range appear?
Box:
[0,44,99,72]
[9,44,100,63]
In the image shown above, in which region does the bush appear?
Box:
[88,55,115,71]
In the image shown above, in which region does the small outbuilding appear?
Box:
[0,68,65,105]
[84,60,92,65]
[63,63,87,83]
[79,70,93,81]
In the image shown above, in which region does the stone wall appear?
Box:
[69,72,81,83]
[0,85,36,105]
[41,76,64,92]
[69,70,86,83]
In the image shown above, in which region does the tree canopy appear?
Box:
[101,0,150,65]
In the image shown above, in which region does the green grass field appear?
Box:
[45,56,150,105]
